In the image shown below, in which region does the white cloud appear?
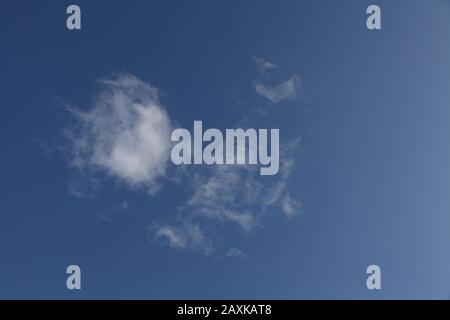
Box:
[253,56,277,73]
[263,158,294,206]
[152,139,300,254]
[186,166,261,232]
[263,138,300,206]
[62,72,302,256]
[226,248,248,258]
[66,74,172,193]
[153,223,212,254]
[154,226,186,249]
[255,75,301,103]
[282,193,301,217]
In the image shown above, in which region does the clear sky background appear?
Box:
[1,0,450,299]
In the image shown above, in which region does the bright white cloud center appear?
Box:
[68,74,172,191]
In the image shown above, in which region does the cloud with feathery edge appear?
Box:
[65,74,173,194]
[62,72,302,256]
[255,75,301,103]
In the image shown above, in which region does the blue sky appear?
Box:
[1,0,450,299]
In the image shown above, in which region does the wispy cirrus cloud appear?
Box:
[282,193,301,217]
[151,223,212,254]
[65,74,172,194]
[61,72,302,256]
[152,139,301,254]
[253,56,301,103]
[253,56,278,73]
[185,166,261,232]
[254,75,301,103]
